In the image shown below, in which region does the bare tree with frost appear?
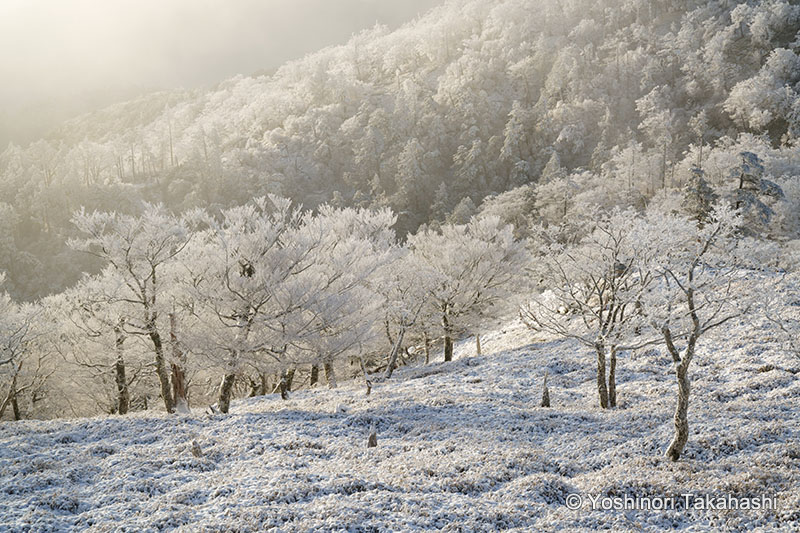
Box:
[640,203,766,461]
[179,196,312,413]
[69,204,192,413]
[181,198,393,410]
[372,248,435,379]
[286,205,393,388]
[522,209,660,409]
[409,216,528,363]
[0,275,49,420]
[52,272,148,416]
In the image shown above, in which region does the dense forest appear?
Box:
[2,0,800,301]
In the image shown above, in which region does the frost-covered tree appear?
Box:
[534,175,577,226]
[430,182,451,222]
[763,271,800,362]
[409,216,528,362]
[448,197,477,225]
[179,196,311,412]
[69,204,192,413]
[681,165,719,224]
[636,86,677,191]
[724,48,800,136]
[639,203,767,461]
[181,199,394,409]
[372,248,436,378]
[522,209,660,408]
[52,272,149,416]
[478,184,537,239]
[0,275,47,420]
[540,151,567,184]
[286,206,393,389]
[726,151,784,234]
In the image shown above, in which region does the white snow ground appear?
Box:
[1,319,798,532]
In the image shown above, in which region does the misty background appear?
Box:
[0,0,444,148]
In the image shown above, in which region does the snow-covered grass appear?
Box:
[1,319,798,532]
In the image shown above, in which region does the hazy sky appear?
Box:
[0,0,444,146]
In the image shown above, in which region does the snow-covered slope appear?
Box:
[1,319,798,532]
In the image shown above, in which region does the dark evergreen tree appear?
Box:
[728,152,784,233]
[681,165,718,225]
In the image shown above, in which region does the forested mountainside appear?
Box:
[3,0,800,300]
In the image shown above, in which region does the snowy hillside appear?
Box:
[1,319,797,532]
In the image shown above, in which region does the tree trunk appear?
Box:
[114,323,130,415]
[476,335,482,355]
[442,313,453,362]
[358,356,369,389]
[114,353,130,416]
[608,347,617,408]
[2,372,22,421]
[285,367,295,391]
[260,374,269,395]
[0,384,14,420]
[595,343,609,409]
[310,364,319,386]
[169,313,189,414]
[324,360,337,389]
[11,380,20,421]
[171,364,188,413]
[148,322,174,413]
[423,331,431,364]
[0,396,11,420]
[443,336,453,362]
[278,369,289,400]
[666,362,691,461]
[217,373,237,414]
[384,327,406,379]
[698,140,703,168]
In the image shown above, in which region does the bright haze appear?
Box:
[0,0,444,148]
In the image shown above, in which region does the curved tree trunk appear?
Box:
[662,315,699,462]
[666,362,691,461]
[384,327,406,379]
[148,322,174,413]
